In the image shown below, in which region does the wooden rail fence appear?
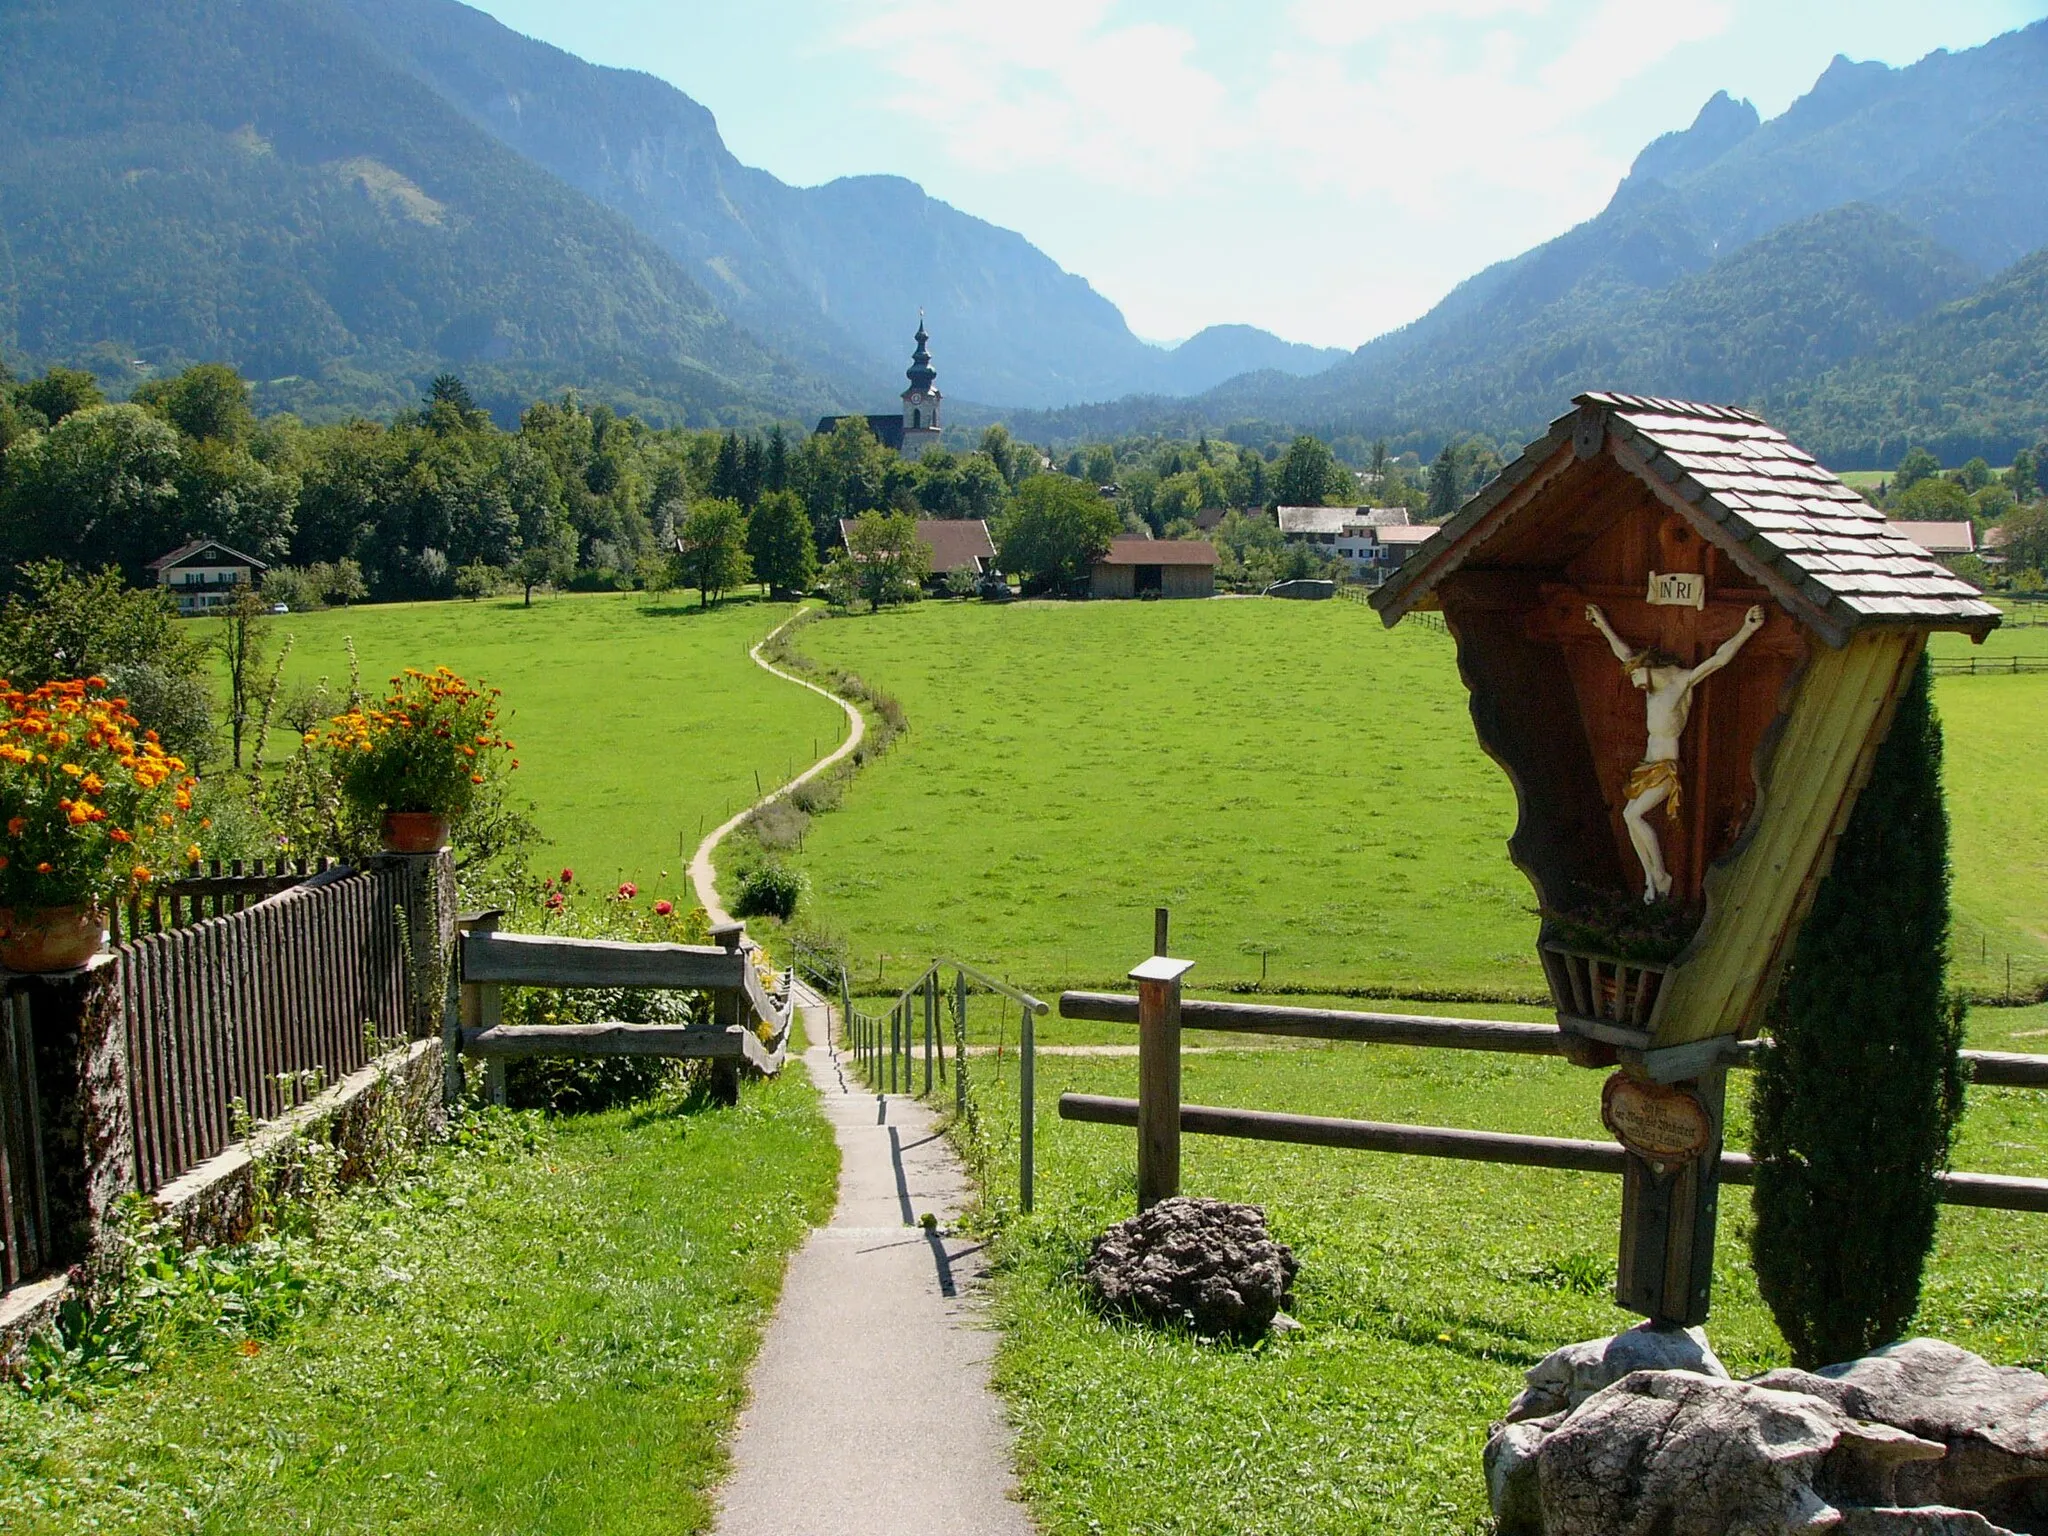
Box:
[1057,930,2048,1218]
[452,918,796,1106]
[1928,655,2048,676]
[116,863,413,1195]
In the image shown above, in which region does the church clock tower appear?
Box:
[900,313,942,460]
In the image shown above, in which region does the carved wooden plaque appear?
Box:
[1601,1073,1713,1165]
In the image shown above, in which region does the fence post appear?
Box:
[9,958,125,1269]
[1020,999,1035,1213]
[379,849,458,1101]
[954,969,968,1119]
[457,911,505,1107]
[1130,953,1193,1211]
[710,923,746,1106]
[924,970,936,1098]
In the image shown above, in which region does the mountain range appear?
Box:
[1,2,2044,462]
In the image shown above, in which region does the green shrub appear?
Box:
[732,863,807,923]
[1750,655,1968,1368]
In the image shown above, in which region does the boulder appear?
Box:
[1484,1412,1561,1536]
[1507,1319,1729,1423]
[1757,1340,2048,1531]
[1082,1196,1297,1340]
[1533,1370,1946,1536]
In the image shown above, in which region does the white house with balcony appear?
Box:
[1276,506,1423,584]
[148,539,267,615]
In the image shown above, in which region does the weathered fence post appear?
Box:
[457,911,506,1107]
[924,969,936,1098]
[710,922,746,1107]
[1131,952,1192,1211]
[889,1001,900,1095]
[1020,998,1035,1213]
[954,969,968,1119]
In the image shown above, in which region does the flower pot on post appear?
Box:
[379,812,451,854]
[0,905,108,975]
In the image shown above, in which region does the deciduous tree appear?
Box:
[996,475,1119,595]
[747,489,817,597]
[678,498,752,607]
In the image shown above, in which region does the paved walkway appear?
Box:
[713,990,1035,1536]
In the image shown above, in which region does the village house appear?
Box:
[148,539,268,615]
[813,315,944,461]
[1089,534,1218,598]
[1888,520,1977,560]
[837,517,995,590]
[1276,505,1423,583]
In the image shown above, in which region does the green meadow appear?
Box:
[791,599,2046,1002]
[235,591,845,902]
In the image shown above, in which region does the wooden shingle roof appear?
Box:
[1372,392,2000,647]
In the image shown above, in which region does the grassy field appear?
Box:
[790,599,2046,1000]
[962,1033,2048,1536]
[0,1067,835,1534]
[228,591,845,900]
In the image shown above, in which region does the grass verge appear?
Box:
[969,1037,2048,1535]
[0,1067,836,1534]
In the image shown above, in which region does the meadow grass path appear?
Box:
[690,607,863,926]
[712,987,1033,1536]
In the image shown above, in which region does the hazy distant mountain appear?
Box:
[1014,20,2048,458]
[336,0,1331,410]
[0,0,838,424]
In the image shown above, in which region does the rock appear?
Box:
[1082,1196,1297,1340]
[1485,1412,1562,1535]
[1534,1370,1945,1536]
[1837,1511,2018,1535]
[1506,1320,1729,1423]
[1756,1340,2048,1531]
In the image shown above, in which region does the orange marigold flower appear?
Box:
[132,866,152,883]
[5,817,22,836]
[185,844,203,863]
[110,828,132,844]
[35,862,53,875]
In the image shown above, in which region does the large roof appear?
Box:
[1889,520,1976,556]
[815,413,906,451]
[1371,392,2000,646]
[836,517,994,573]
[147,539,268,572]
[1095,538,1219,567]
[1277,506,1410,535]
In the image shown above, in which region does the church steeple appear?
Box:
[899,310,941,456]
[905,312,937,393]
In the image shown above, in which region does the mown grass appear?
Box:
[968,1038,2048,1536]
[789,599,2045,999]
[0,1067,836,1534]
[230,591,845,899]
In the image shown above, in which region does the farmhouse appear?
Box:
[1277,505,1416,582]
[1090,534,1218,598]
[148,539,268,615]
[813,315,944,461]
[837,517,995,586]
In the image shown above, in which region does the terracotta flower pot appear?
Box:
[0,905,108,973]
[380,811,452,854]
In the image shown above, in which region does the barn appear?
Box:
[1089,537,1218,599]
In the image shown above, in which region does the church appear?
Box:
[813,316,943,460]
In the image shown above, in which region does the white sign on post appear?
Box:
[1646,571,1707,610]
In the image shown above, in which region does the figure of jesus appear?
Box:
[1584,603,1767,903]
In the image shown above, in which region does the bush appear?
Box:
[1750,655,1967,1368]
[732,863,807,922]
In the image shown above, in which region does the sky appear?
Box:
[464,0,2045,351]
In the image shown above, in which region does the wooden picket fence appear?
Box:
[109,857,338,945]
[113,864,413,1196]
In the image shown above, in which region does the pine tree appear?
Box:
[1750,654,1966,1369]
[1426,444,1461,520]
[764,425,790,494]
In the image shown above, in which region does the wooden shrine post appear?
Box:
[1370,391,2000,1326]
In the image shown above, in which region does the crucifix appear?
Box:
[1584,602,1766,903]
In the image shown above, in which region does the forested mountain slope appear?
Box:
[0,0,841,424]
[334,0,1341,409]
[1027,20,2048,456]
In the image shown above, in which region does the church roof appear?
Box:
[905,314,937,394]
[1371,392,2000,647]
[814,413,906,452]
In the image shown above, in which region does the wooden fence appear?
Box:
[115,863,413,1196]
[1057,941,2048,1217]
[1928,655,2048,676]
[109,857,338,945]
[450,918,796,1106]
[806,943,1048,1210]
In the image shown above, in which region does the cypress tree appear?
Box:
[1750,653,1967,1369]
